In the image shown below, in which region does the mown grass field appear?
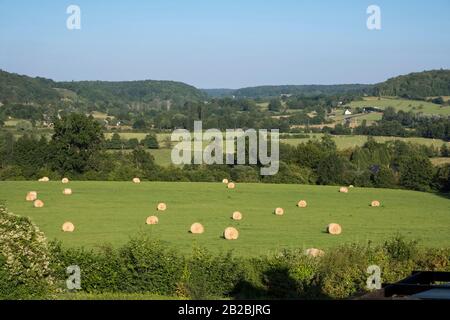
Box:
[1,181,449,256]
[349,97,450,116]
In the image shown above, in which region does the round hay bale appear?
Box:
[305,248,325,258]
[224,227,239,240]
[274,207,284,216]
[61,178,69,184]
[63,188,72,195]
[146,216,159,225]
[339,187,349,193]
[62,222,75,232]
[157,203,167,211]
[39,177,49,182]
[132,177,141,184]
[327,223,342,235]
[222,178,229,184]
[349,185,355,188]
[33,200,44,208]
[371,200,381,207]
[232,211,243,221]
[26,191,38,202]
[227,182,236,189]
[190,223,204,234]
[297,200,307,208]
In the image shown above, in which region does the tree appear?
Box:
[399,155,434,191]
[108,133,123,150]
[142,134,159,149]
[372,166,396,188]
[133,119,147,130]
[317,153,353,185]
[268,99,282,112]
[50,114,104,174]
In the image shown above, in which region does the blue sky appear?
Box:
[0,0,449,88]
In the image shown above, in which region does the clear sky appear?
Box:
[1,0,449,88]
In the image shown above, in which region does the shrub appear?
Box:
[117,235,184,295]
[180,247,244,299]
[0,205,55,299]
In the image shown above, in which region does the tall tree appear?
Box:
[50,114,104,174]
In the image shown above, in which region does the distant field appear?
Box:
[431,157,450,167]
[1,181,449,255]
[281,134,449,150]
[349,97,450,116]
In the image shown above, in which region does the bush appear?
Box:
[117,236,184,295]
[180,247,243,299]
[0,205,55,299]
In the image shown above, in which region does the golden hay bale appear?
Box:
[61,178,69,184]
[274,207,284,216]
[63,188,72,195]
[305,248,325,258]
[227,182,236,189]
[132,177,141,184]
[222,178,229,184]
[327,223,342,235]
[339,187,349,193]
[33,200,44,208]
[157,203,167,211]
[38,177,50,182]
[62,222,75,232]
[224,227,239,240]
[371,200,381,207]
[232,211,243,221]
[26,191,38,202]
[190,223,204,234]
[146,216,159,225]
[297,200,308,208]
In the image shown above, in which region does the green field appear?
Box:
[1,181,449,256]
[281,134,449,150]
[349,97,450,116]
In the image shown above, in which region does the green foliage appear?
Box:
[50,114,104,174]
[142,134,159,149]
[0,205,55,299]
[375,69,450,98]
[398,154,434,191]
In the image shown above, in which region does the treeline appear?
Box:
[1,114,449,193]
[232,84,374,99]
[352,107,450,141]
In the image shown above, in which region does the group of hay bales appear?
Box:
[28,177,75,232]
[24,178,384,253]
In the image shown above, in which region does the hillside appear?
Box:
[374,69,450,98]
[0,70,206,107]
[233,84,374,98]
[58,80,206,106]
[0,70,59,104]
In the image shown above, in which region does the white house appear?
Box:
[344,109,352,116]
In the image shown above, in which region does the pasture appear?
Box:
[1,181,449,256]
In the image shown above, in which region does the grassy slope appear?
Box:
[1,181,449,256]
[349,97,450,116]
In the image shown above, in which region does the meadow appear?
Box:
[349,97,450,116]
[1,181,449,256]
